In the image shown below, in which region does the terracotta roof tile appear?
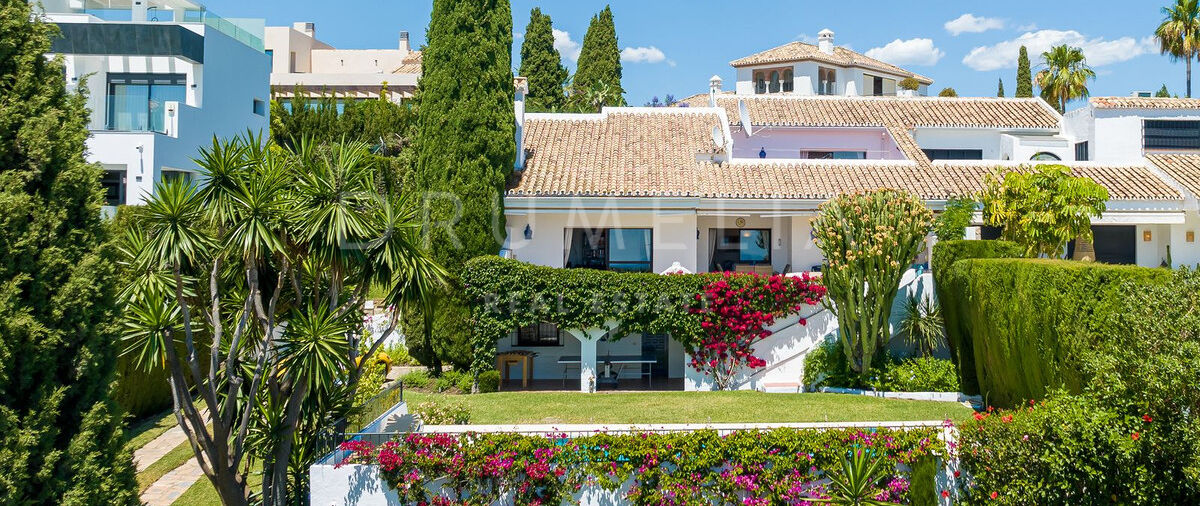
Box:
[729,42,932,84]
[1090,97,1200,109]
[391,51,422,74]
[1148,153,1200,198]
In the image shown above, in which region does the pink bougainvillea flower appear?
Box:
[990,491,999,500]
[1142,414,1152,423]
[941,490,950,498]
[1132,432,1141,441]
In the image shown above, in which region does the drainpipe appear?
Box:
[514,76,528,171]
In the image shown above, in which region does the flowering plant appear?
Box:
[688,273,825,390]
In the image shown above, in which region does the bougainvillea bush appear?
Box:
[338,427,945,505]
[689,273,826,390]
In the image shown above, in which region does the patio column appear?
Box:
[565,321,617,393]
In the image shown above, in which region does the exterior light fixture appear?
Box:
[524,224,533,240]
[1143,230,1152,242]
[759,147,767,159]
[1189,231,1196,243]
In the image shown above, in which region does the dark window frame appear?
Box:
[564,228,654,273]
[1144,120,1200,150]
[709,228,772,271]
[105,72,187,132]
[516,322,562,347]
[1075,141,1089,161]
[100,170,125,207]
[922,148,984,161]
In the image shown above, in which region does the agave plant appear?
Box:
[809,449,902,506]
[899,295,945,358]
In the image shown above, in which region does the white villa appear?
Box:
[36,0,270,212]
[264,22,420,105]
[496,32,1200,392]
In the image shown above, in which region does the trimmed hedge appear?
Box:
[932,240,1022,395]
[940,257,1169,406]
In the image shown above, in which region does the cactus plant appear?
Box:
[813,189,933,376]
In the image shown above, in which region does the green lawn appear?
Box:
[174,472,261,506]
[136,439,195,493]
[405,391,971,425]
[124,409,177,453]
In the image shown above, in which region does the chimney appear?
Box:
[708,75,722,107]
[818,28,835,55]
[514,77,529,170]
[293,22,315,37]
[399,31,410,52]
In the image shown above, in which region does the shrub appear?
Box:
[803,339,854,389]
[933,198,975,241]
[436,370,469,393]
[941,257,1168,405]
[412,399,470,425]
[898,295,944,357]
[899,77,921,91]
[871,357,959,392]
[931,240,1021,395]
[476,370,500,393]
[400,370,431,390]
[978,164,1108,258]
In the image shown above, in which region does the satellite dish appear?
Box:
[711,126,723,148]
[738,99,753,137]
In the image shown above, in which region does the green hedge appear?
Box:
[932,240,1022,395]
[113,357,173,419]
[941,257,1168,406]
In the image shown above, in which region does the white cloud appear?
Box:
[945,14,1005,36]
[1016,22,1038,32]
[865,38,945,66]
[621,46,667,64]
[962,30,1158,71]
[552,28,581,61]
[795,33,818,44]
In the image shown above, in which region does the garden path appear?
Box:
[132,410,208,472]
[140,457,203,506]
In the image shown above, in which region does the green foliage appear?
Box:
[997,78,1005,97]
[408,0,516,372]
[1156,0,1200,98]
[461,256,713,374]
[938,87,958,97]
[1157,83,1172,97]
[1036,45,1096,113]
[931,240,1022,395]
[803,339,854,389]
[898,295,944,357]
[476,370,500,393]
[0,2,139,503]
[342,427,943,505]
[1015,46,1033,98]
[933,198,974,241]
[571,5,624,109]
[979,164,1108,258]
[898,77,921,91]
[813,190,933,376]
[873,357,959,392]
[413,399,471,425]
[940,258,1169,405]
[519,8,567,111]
[401,370,431,390]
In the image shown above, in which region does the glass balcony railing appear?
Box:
[182,10,264,52]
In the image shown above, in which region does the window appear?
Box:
[754,72,766,94]
[289,51,297,73]
[516,322,562,346]
[769,71,780,93]
[161,170,193,185]
[100,170,124,207]
[1144,120,1200,150]
[818,67,837,95]
[564,228,652,272]
[1030,151,1061,161]
[253,99,267,116]
[922,149,984,161]
[1075,141,1089,161]
[709,229,771,271]
[265,49,273,72]
[782,69,794,92]
[106,73,186,132]
[806,151,867,159]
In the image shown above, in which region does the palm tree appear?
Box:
[1036,45,1096,113]
[1156,0,1200,98]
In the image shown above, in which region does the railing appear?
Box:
[312,378,404,464]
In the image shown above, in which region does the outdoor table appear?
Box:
[557,355,657,387]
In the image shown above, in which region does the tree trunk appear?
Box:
[1189,57,1193,98]
[209,469,250,506]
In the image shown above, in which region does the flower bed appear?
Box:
[337,427,948,505]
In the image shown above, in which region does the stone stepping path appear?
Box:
[140,457,203,506]
[133,422,188,472]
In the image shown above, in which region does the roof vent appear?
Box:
[818,28,835,55]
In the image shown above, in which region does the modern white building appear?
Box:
[495,40,1200,392]
[264,22,420,104]
[36,0,270,212]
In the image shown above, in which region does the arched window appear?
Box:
[782,69,794,92]
[769,71,781,93]
[1030,152,1061,161]
[754,72,766,94]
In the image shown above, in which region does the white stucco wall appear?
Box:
[912,128,1004,160]
[504,208,698,273]
[1087,108,1200,163]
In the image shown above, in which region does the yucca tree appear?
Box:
[120,135,447,505]
[1036,45,1096,113]
[1157,0,1200,98]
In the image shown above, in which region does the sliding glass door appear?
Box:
[564,228,652,272]
[106,74,186,132]
[709,229,772,272]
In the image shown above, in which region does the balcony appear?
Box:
[51,22,205,63]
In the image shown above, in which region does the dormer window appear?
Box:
[754,72,766,94]
[782,69,794,92]
[769,71,780,93]
[818,67,837,95]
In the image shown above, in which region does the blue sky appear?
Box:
[204,0,1185,109]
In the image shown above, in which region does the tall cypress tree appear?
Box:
[997,78,1005,97]
[572,5,624,109]
[0,1,139,504]
[520,8,567,111]
[1016,46,1034,98]
[407,0,515,371]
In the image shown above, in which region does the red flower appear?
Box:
[990,491,999,500]
[1132,432,1141,441]
[941,490,950,498]
[1001,415,1013,423]
[1142,414,1152,423]
[953,470,961,478]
